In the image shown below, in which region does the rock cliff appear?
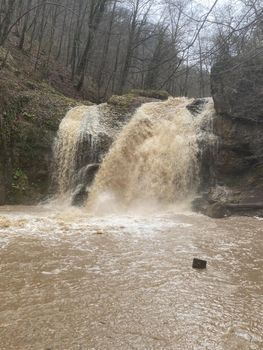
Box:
[209,54,263,212]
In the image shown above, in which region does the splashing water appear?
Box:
[87,97,216,214]
[51,97,216,212]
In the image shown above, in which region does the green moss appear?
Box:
[0,43,95,204]
[129,89,169,100]
[108,94,134,107]
[16,88,83,131]
[108,90,169,111]
[12,168,28,192]
[0,71,91,204]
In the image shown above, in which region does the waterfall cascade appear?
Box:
[52,97,216,211]
[52,105,104,199]
[87,97,216,214]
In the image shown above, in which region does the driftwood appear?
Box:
[226,203,263,210]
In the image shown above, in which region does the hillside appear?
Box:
[0,43,91,204]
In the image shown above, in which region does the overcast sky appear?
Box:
[195,0,221,7]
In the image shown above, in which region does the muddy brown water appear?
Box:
[0,206,262,349]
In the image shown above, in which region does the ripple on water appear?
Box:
[0,206,262,350]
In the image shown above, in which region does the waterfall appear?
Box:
[52,97,216,211]
[52,105,104,199]
[87,97,216,214]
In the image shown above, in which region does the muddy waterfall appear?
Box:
[52,97,216,212]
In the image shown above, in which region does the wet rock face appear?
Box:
[0,168,5,205]
[74,163,100,189]
[205,202,229,218]
[71,163,100,206]
[71,184,88,207]
[187,98,208,116]
[211,54,263,192]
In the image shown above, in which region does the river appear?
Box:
[0,206,262,349]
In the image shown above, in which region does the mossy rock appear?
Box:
[108,90,169,109]
[107,94,135,107]
[107,91,169,120]
[129,89,169,100]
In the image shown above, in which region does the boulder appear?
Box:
[191,196,209,213]
[75,163,100,188]
[71,184,88,207]
[192,258,207,269]
[187,98,209,116]
[71,164,100,206]
[205,202,229,219]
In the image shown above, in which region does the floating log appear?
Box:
[192,258,207,269]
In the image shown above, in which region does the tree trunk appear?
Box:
[0,0,16,45]
[18,0,32,50]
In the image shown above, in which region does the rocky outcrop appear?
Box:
[71,164,100,206]
[0,47,89,204]
[205,202,230,219]
[210,53,263,211]
[186,98,208,116]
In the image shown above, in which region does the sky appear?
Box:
[195,0,222,7]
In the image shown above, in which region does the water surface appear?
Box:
[0,206,262,349]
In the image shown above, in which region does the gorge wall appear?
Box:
[210,54,263,205]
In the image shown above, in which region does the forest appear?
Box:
[0,0,262,102]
